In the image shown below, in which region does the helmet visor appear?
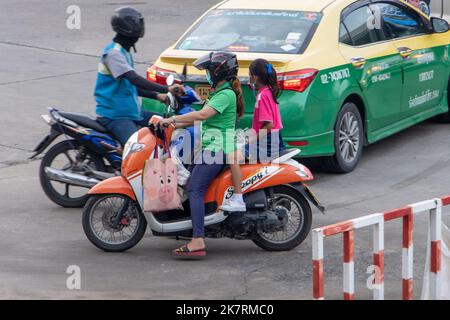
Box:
[193,52,213,70]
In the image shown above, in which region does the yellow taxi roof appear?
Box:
[216,0,429,18]
[217,0,338,12]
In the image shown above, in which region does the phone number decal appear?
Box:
[321,68,351,84]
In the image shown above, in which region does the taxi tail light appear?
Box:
[146,65,180,85]
[278,69,318,93]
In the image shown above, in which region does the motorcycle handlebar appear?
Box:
[148,121,170,132]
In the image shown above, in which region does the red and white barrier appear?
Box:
[312,196,448,300]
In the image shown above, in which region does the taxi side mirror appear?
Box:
[431,17,449,33]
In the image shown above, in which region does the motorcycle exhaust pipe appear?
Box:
[44,167,100,188]
[87,169,117,181]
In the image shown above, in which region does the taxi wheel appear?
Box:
[322,102,364,173]
[436,80,450,123]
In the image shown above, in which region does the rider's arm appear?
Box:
[123,71,185,97]
[104,51,182,96]
[103,50,167,92]
[168,105,218,124]
[136,88,166,102]
[169,88,232,124]
[160,88,229,126]
[174,122,194,128]
[122,70,169,93]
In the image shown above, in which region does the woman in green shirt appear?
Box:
[159,52,244,258]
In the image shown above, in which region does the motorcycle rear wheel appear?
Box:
[82,194,147,252]
[39,140,105,208]
[252,186,312,251]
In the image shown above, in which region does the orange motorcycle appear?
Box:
[82,92,324,252]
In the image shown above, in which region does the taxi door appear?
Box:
[338,3,404,133]
[376,2,446,119]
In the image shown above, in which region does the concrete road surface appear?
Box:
[0,1,449,299]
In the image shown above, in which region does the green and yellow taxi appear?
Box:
[143,0,450,172]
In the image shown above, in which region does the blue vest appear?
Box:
[94,42,140,120]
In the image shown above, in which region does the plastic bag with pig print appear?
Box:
[143,157,183,213]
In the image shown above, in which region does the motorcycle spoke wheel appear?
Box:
[89,196,140,246]
[40,140,106,208]
[260,193,304,244]
[44,142,105,202]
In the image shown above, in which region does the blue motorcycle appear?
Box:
[31,85,201,208]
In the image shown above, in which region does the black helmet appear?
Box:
[193,52,239,87]
[111,7,145,38]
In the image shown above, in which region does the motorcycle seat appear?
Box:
[243,148,301,165]
[219,149,301,173]
[59,112,108,133]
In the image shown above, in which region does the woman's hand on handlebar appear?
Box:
[157,117,175,129]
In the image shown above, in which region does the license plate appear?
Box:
[195,85,212,100]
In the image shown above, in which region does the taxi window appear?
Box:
[375,3,427,39]
[176,10,322,54]
[339,22,352,45]
[341,5,384,46]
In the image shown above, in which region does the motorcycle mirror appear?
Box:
[166,74,175,86]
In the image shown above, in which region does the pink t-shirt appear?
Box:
[252,86,283,134]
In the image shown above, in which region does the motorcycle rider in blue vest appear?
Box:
[95,7,184,145]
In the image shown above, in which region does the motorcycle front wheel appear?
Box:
[252,186,312,251]
[39,140,105,208]
[82,194,147,252]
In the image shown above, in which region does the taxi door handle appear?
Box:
[351,57,366,69]
[398,47,412,59]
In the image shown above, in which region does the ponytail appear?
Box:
[249,58,280,104]
[231,77,245,118]
[267,70,280,104]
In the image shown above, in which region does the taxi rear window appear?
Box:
[176,9,322,54]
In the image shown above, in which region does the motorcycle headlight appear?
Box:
[295,168,312,179]
[284,159,313,180]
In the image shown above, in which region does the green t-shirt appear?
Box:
[201,82,237,154]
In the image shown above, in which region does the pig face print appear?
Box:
[158,159,177,203]
[143,158,181,212]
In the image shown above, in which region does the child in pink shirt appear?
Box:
[250,59,285,161]
[220,59,285,212]
[252,86,283,133]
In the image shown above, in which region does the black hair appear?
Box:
[249,58,280,103]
